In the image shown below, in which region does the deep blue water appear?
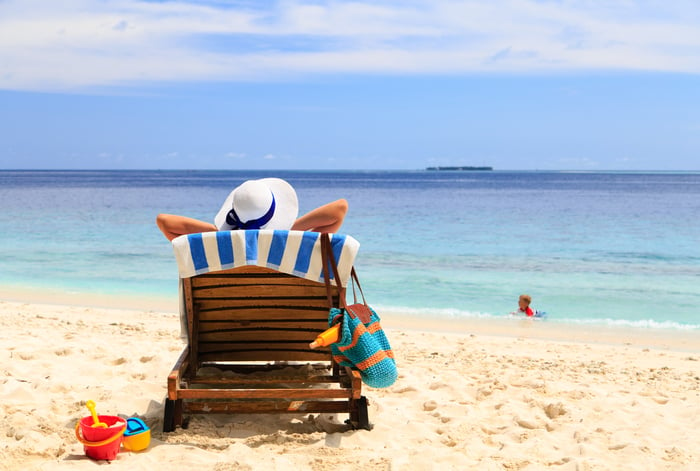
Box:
[0,169,698,330]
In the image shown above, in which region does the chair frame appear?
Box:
[164,265,370,432]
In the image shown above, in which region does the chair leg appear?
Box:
[163,398,182,433]
[348,396,373,431]
[357,396,372,430]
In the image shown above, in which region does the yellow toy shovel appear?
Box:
[85,400,108,428]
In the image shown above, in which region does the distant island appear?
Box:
[426,166,493,171]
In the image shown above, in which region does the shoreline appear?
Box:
[2,285,698,353]
[0,284,178,313]
[383,311,700,353]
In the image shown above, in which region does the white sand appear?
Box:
[1,298,698,470]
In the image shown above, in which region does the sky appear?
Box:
[0,0,699,171]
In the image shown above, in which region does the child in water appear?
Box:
[514,294,535,317]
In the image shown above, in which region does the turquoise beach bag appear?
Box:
[320,233,397,388]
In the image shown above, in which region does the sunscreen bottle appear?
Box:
[309,324,341,349]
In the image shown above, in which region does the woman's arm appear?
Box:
[291,199,348,233]
[157,198,348,240]
[156,214,217,241]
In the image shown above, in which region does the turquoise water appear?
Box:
[0,170,698,330]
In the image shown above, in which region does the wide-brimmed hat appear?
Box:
[214,178,299,231]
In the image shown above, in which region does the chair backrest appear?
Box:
[172,230,360,365]
[184,265,338,363]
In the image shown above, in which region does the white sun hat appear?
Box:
[214,178,299,231]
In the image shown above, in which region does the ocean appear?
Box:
[0,169,698,331]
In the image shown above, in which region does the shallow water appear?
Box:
[1,169,698,330]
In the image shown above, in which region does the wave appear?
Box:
[552,317,700,331]
[376,304,700,331]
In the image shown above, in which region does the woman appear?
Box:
[156,177,348,241]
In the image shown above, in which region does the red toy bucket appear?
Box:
[75,415,126,460]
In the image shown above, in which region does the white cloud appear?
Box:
[97,151,124,162]
[557,156,600,169]
[225,152,246,159]
[1,0,699,91]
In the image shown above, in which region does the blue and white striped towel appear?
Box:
[172,230,359,340]
[172,230,360,285]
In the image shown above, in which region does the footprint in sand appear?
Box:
[543,402,567,419]
[139,356,154,363]
[440,436,458,447]
[49,383,71,394]
[565,389,589,400]
[112,357,128,366]
[515,417,542,430]
[476,386,494,400]
[429,381,449,390]
[423,400,438,411]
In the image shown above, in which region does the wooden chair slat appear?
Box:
[197,308,329,322]
[177,388,352,400]
[193,285,329,298]
[184,400,352,415]
[197,341,323,353]
[198,350,330,362]
[198,329,324,342]
[195,301,330,313]
[189,375,338,385]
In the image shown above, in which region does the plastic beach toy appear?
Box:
[75,413,126,460]
[85,400,108,428]
[122,417,151,452]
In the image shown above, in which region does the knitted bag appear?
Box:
[328,303,397,388]
[321,235,397,388]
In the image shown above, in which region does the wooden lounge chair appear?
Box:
[163,230,370,432]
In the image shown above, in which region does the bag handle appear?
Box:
[350,274,358,305]
[320,233,346,310]
[350,267,369,308]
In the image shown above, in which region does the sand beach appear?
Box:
[1,296,698,471]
